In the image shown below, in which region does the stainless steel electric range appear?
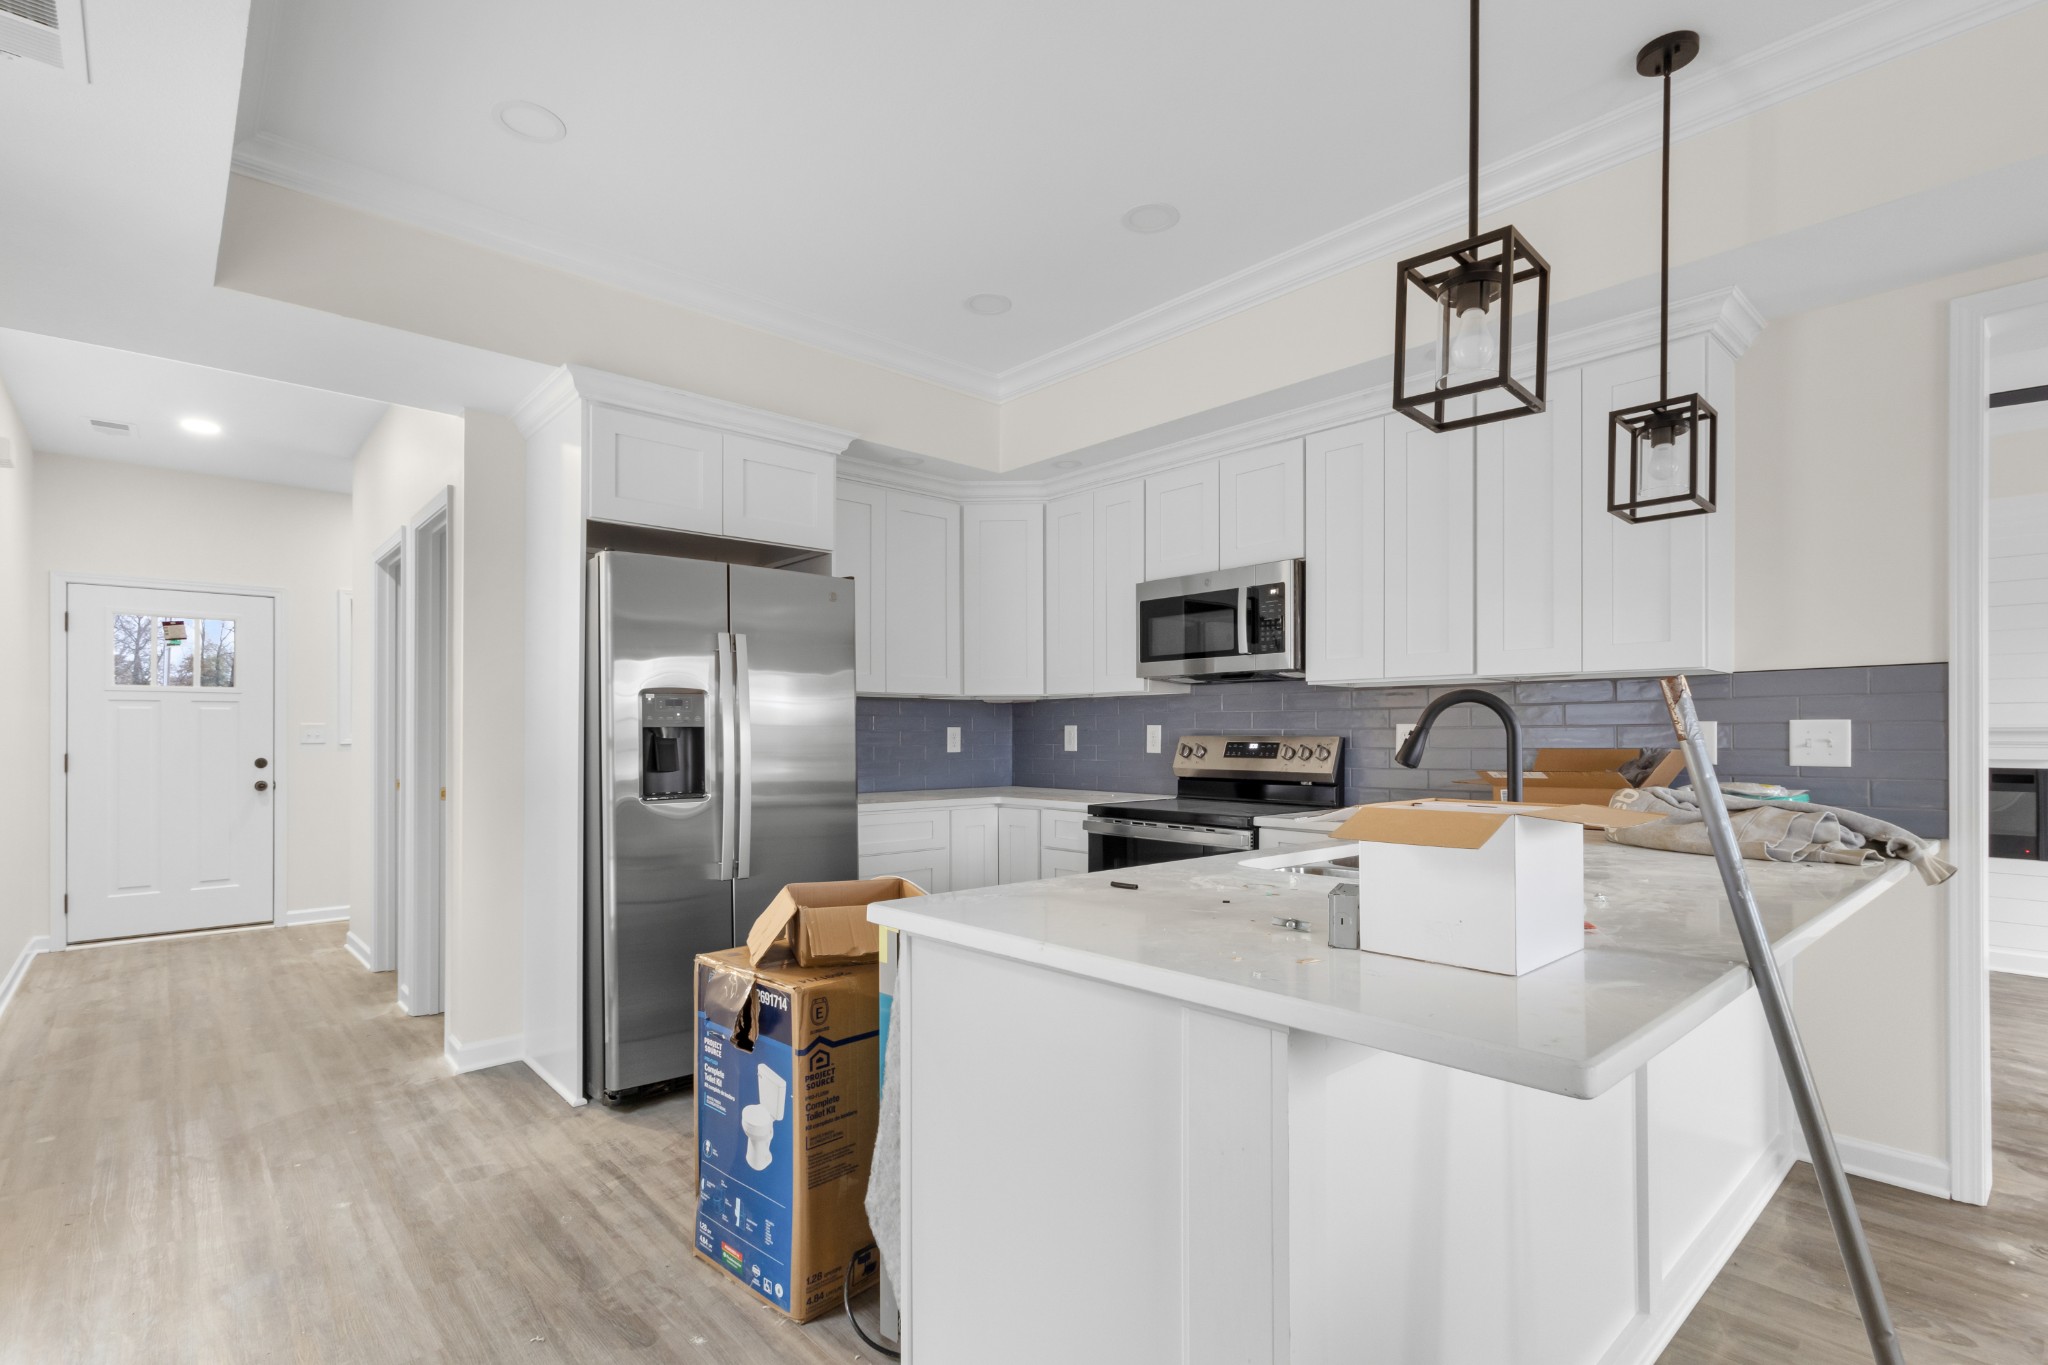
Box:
[1083,734,1344,872]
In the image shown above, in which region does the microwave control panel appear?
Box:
[1250,583,1288,654]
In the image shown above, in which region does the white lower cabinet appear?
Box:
[949,805,1000,891]
[1258,826,1337,853]
[857,849,952,894]
[997,807,1041,884]
[1041,849,1091,877]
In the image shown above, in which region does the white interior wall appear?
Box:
[1992,426,2048,499]
[29,453,353,921]
[0,375,43,1006]
[1990,489,2048,736]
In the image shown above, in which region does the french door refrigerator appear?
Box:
[585,550,856,1103]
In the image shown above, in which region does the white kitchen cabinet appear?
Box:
[859,850,951,894]
[1258,826,1339,853]
[1476,369,1584,676]
[1218,439,1305,569]
[949,805,1000,891]
[834,483,887,694]
[723,433,836,550]
[962,502,1045,697]
[1041,807,1090,854]
[883,490,962,695]
[858,807,951,857]
[997,807,1042,884]
[1579,335,1734,674]
[1383,422,1475,679]
[1044,491,1096,695]
[1041,848,1091,877]
[1304,419,1387,685]
[1144,461,1219,580]
[587,406,723,534]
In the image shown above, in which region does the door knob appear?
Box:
[254,780,270,792]
[254,757,269,769]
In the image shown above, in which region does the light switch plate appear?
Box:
[945,725,961,753]
[1789,718,1852,767]
[299,723,326,746]
[1063,724,1078,753]
[1145,724,1162,754]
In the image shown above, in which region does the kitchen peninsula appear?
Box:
[869,839,1910,1365]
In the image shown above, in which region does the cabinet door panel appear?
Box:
[997,807,1042,884]
[1219,440,1306,569]
[883,491,962,695]
[859,850,951,894]
[1476,370,1583,675]
[834,484,886,694]
[1045,492,1096,696]
[1042,808,1090,853]
[1095,480,1152,693]
[1042,848,1090,877]
[1305,420,1386,684]
[1384,423,1475,679]
[963,503,1045,697]
[858,809,949,856]
[587,407,722,533]
[1144,462,1220,580]
[949,805,1000,891]
[723,435,835,549]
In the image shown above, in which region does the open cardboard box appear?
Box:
[1462,747,1687,807]
[1332,799,1664,975]
[743,877,926,968]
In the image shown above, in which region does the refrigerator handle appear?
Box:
[716,632,738,880]
[734,633,754,880]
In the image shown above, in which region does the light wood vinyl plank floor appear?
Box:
[1661,971,2048,1364]
[0,925,887,1365]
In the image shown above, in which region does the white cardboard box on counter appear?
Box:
[1334,800,1663,976]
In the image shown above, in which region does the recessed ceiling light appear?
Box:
[1122,203,1182,234]
[494,100,568,143]
[178,416,222,437]
[1053,459,1082,469]
[964,294,1012,316]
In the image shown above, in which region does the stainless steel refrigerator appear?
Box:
[585,550,855,1103]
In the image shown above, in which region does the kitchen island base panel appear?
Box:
[897,935,1794,1365]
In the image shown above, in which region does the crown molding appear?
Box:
[231,133,1003,402]
[512,364,860,453]
[842,287,1761,500]
[235,0,2025,409]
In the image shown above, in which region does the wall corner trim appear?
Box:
[0,936,53,1022]
[344,929,376,970]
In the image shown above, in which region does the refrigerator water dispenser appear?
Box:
[639,689,706,802]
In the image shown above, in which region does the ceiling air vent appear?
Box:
[0,0,89,79]
[88,418,131,436]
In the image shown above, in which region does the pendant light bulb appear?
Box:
[1644,432,1682,487]
[1444,296,1498,387]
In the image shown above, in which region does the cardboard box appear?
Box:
[1333,800,1662,975]
[744,878,925,968]
[693,938,890,1321]
[1465,747,1687,806]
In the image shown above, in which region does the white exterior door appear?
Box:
[66,583,276,943]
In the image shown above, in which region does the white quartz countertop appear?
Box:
[869,840,1910,1099]
[857,786,1164,810]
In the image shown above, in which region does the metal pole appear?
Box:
[1467,0,1480,239]
[1658,676,1906,1365]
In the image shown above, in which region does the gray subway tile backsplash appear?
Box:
[860,663,1948,838]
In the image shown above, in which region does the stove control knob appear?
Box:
[1194,743,1208,759]
[1316,745,1333,762]
[1178,743,1194,759]
[1280,744,1297,761]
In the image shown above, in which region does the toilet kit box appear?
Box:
[692,881,917,1320]
[1334,800,1661,975]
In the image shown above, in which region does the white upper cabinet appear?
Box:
[1476,369,1584,676]
[1044,490,1096,696]
[587,406,723,534]
[1218,440,1306,569]
[1304,419,1387,685]
[1579,335,1734,674]
[723,433,837,550]
[963,502,1046,697]
[833,483,887,694]
[883,490,962,695]
[1383,422,1475,679]
[1144,461,1219,580]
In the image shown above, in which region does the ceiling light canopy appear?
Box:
[1608,30,1718,525]
[1121,203,1181,234]
[964,294,1013,316]
[493,99,568,143]
[178,416,223,436]
[1392,0,1551,434]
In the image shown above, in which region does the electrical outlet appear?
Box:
[1063,724,1078,753]
[1395,722,1417,750]
[1697,720,1719,752]
[1145,724,1162,754]
[945,726,961,753]
[1789,718,1852,768]
[299,723,326,746]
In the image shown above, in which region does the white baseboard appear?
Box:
[524,1054,588,1107]
[344,930,375,970]
[283,904,350,927]
[445,1031,525,1074]
[0,936,52,1022]
[1823,1137,1953,1199]
[1991,946,2048,978]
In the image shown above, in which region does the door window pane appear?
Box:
[158,621,194,687]
[111,614,156,686]
[199,619,236,688]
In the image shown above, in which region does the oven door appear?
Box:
[1135,561,1301,680]
[1083,817,1256,872]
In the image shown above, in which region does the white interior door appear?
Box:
[66,583,276,943]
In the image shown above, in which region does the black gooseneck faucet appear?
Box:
[1393,688,1525,802]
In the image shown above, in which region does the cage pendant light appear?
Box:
[1608,31,1718,524]
[1392,0,1552,434]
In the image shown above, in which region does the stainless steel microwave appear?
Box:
[1134,559,1303,682]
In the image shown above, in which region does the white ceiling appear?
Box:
[233,0,1920,397]
[0,330,388,492]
